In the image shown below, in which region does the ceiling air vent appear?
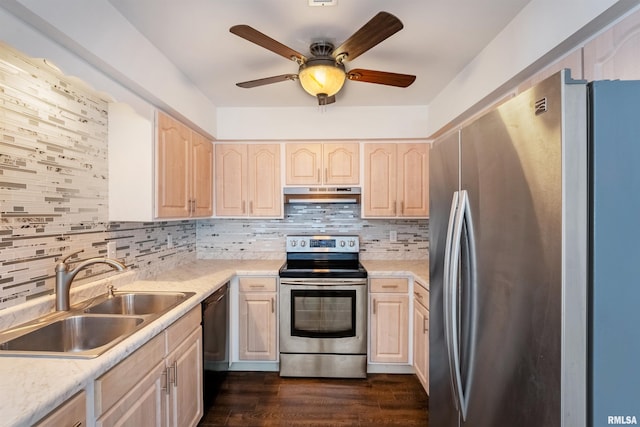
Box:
[308,0,337,6]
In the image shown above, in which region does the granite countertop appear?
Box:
[0,258,428,426]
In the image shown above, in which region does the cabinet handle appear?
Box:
[414,292,423,299]
[324,168,328,183]
[242,200,246,214]
[373,298,376,315]
[424,317,428,333]
[249,200,253,214]
[393,201,397,215]
[317,168,321,183]
[382,285,398,289]
[172,360,178,387]
[401,201,404,214]
[250,285,265,289]
[72,422,83,427]
[161,368,170,395]
[271,297,275,313]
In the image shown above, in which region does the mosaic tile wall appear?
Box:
[0,43,196,310]
[197,203,428,260]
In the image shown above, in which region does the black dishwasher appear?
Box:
[201,282,229,407]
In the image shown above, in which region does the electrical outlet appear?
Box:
[106,241,117,258]
[390,230,397,243]
[167,234,174,249]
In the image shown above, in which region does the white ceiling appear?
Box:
[108,0,532,108]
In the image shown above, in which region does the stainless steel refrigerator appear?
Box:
[429,70,640,427]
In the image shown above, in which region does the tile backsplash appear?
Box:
[197,203,428,260]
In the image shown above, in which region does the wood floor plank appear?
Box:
[199,372,428,426]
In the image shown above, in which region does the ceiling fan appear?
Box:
[230,11,416,105]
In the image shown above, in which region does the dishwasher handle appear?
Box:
[203,284,228,311]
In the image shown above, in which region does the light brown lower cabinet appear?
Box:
[95,307,203,427]
[369,277,410,364]
[413,281,429,394]
[238,276,277,361]
[34,391,86,427]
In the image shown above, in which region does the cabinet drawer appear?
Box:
[370,277,409,293]
[239,276,277,292]
[414,281,429,309]
[35,391,86,427]
[94,332,165,416]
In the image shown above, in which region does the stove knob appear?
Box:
[290,240,297,247]
[300,240,306,247]
[349,240,356,247]
[340,240,346,247]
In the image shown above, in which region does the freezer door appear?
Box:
[458,73,566,426]
[589,80,640,427]
[429,130,462,427]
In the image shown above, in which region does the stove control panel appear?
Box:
[286,235,360,252]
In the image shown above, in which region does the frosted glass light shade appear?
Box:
[298,60,346,97]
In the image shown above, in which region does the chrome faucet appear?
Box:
[55,249,126,311]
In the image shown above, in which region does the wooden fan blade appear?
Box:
[332,12,403,62]
[230,25,307,63]
[236,74,298,88]
[347,69,416,87]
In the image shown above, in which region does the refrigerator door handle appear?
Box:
[447,189,476,421]
[443,191,460,411]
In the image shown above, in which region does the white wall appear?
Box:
[216,105,429,140]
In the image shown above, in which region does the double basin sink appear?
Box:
[0,290,195,358]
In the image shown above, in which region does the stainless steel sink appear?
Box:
[0,290,195,358]
[84,291,193,315]
[0,315,143,356]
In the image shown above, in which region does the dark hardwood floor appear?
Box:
[198,371,428,426]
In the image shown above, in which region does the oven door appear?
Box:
[279,278,367,355]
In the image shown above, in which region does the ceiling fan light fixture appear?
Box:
[298,58,346,97]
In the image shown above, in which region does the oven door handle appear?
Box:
[280,279,368,286]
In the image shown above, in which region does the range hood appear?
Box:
[283,187,361,204]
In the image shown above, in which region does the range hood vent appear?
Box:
[284,187,361,204]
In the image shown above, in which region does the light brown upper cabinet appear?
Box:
[285,143,359,185]
[215,144,281,217]
[156,112,213,218]
[364,143,430,218]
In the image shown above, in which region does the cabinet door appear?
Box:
[35,391,86,427]
[583,8,640,81]
[285,143,322,185]
[413,300,429,394]
[157,112,191,218]
[191,131,213,217]
[323,143,359,185]
[239,291,277,360]
[397,143,429,217]
[215,144,247,216]
[370,294,409,363]
[364,143,397,217]
[248,144,281,217]
[166,327,203,427]
[96,361,166,427]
